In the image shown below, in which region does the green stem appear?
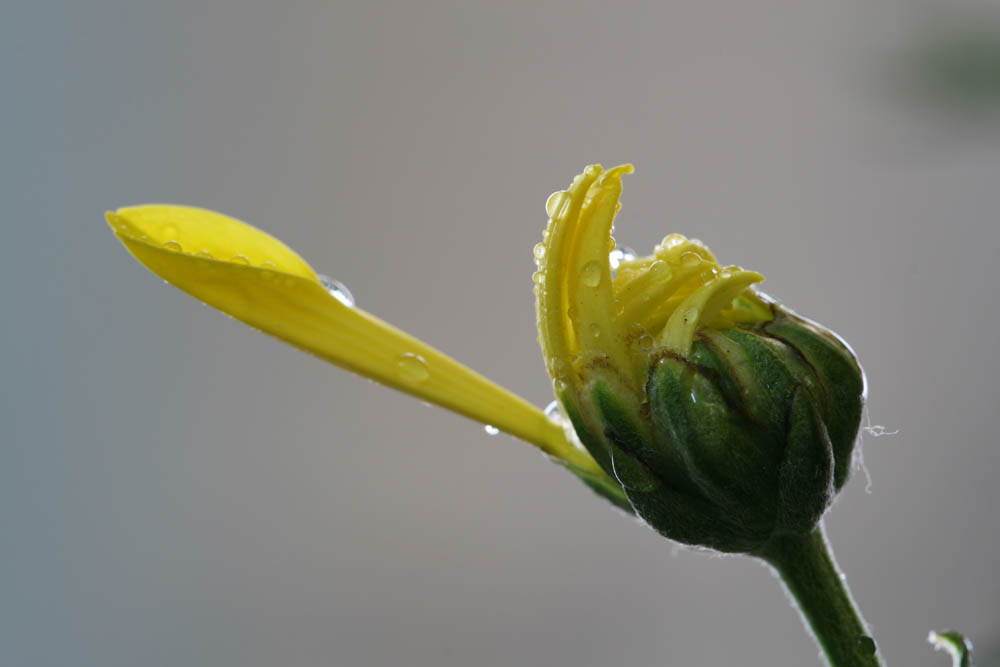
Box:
[756,525,882,667]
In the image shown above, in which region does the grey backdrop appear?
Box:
[5,1,999,665]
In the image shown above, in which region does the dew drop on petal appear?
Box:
[581,261,602,287]
[533,242,547,265]
[660,234,686,251]
[163,240,183,252]
[231,254,250,265]
[545,191,566,217]
[648,259,671,279]
[680,252,702,268]
[397,353,430,383]
[543,400,561,422]
[484,424,500,436]
[318,274,355,307]
[532,270,545,285]
[197,250,213,259]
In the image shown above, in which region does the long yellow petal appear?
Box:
[108,205,601,474]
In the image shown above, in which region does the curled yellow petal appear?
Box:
[658,269,765,355]
[535,164,636,390]
[108,205,601,474]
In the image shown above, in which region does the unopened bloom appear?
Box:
[535,165,865,552]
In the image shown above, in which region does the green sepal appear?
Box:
[710,328,811,445]
[764,316,864,490]
[647,356,777,535]
[776,385,835,535]
[560,394,616,478]
[590,379,763,552]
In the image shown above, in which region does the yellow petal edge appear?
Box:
[107,205,602,474]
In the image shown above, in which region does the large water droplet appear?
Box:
[648,259,671,279]
[197,250,213,259]
[163,240,183,252]
[318,275,355,307]
[660,234,686,251]
[397,353,429,383]
[680,252,702,268]
[856,636,877,656]
[532,270,545,285]
[484,424,500,435]
[543,400,561,422]
[533,242,547,265]
[581,261,602,287]
[545,190,565,217]
[231,254,250,265]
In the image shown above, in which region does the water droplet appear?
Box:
[680,252,701,268]
[231,254,250,265]
[581,261,602,287]
[856,636,876,656]
[683,306,699,324]
[553,378,568,394]
[545,190,566,217]
[318,275,355,307]
[261,261,277,269]
[700,266,720,284]
[548,356,567,379]
[584,165,601,177]
[660,234,686,251]
[484,424,500,436]
[397,353,429,383]
[589,322,601,339]
[533,242,547,264]
[163,240,183,252]
[197,250,213,259]
[608,246,637,271]
[638,334,655,349]
[532,270,545,285]
[543,400,561,422]
[648,259,671,279]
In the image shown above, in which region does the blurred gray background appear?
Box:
[5,1,1000,665]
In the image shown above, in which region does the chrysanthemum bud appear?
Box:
[535,165,864,552]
